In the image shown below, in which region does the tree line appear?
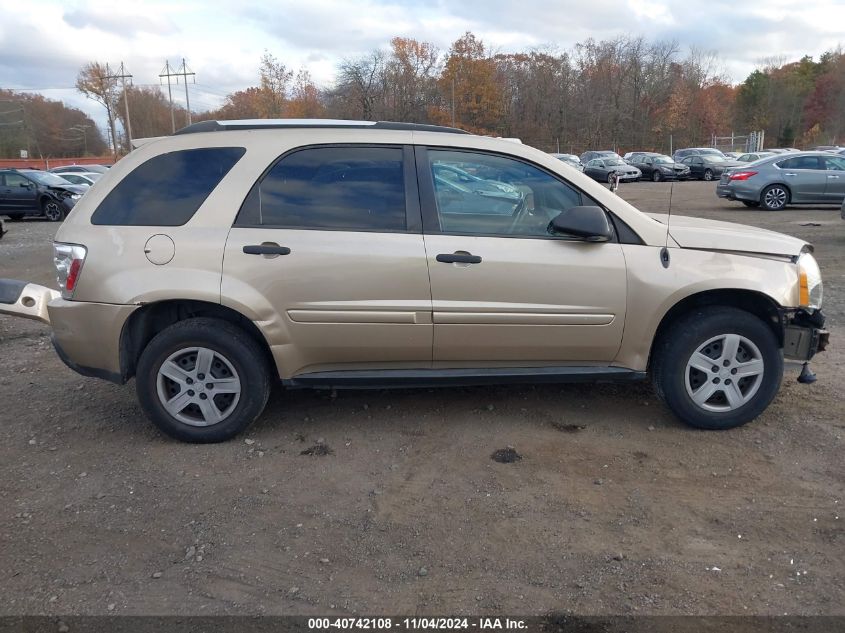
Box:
[1,33,842,160]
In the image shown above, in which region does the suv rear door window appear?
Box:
[91,147,245,226]
[778,156,822,170]
[236,146,407,232]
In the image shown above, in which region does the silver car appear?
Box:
[716,151,845,210]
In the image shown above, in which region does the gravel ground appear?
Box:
[0,181,842,616]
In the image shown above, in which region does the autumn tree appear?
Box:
[76,62,119,157]
[436,32,504,134]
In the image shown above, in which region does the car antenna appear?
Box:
[660,182,673,268]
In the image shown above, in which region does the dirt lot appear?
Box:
[0,181,842,616]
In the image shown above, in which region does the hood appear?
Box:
[646,213,808,258]
[50,183,87,195]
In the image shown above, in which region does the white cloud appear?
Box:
[0,0,841,131]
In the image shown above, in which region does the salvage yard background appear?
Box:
[0,181,842,615]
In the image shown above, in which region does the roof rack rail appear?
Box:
[174,119,470,136]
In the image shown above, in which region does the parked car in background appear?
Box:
[0,169,85,221]
[58,172,102,187]
[811,146,842,152]
[681,155,744,181]
[673,147,726,163]
[622,151,654,162]
[0,119,827,442]
[724,152,741,159]
[580,150,622,164]
[717,151,845,210]
[550,153,583,170]
[583,157,641,183]
[765,148,799,154]
[50,164,110,175]
[736,152,775,163]
[629,153,691,181]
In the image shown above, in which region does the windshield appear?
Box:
[700,149,725,157]
[604,159,625,167]
[653,156,673,164]
[704,155,729,163]
[84,173,102,181]
[24,171,72,186]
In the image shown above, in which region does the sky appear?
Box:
[1,0,843,131]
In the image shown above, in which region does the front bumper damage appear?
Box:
[0,279,60,324]
[781,308,828,361]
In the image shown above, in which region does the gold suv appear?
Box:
[0,120,828,442]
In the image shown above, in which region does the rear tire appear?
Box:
[136,318,272,443]
[703,169,714,181]
[6,213,24,221]
[761,185,789,211]
[652,307,783,430]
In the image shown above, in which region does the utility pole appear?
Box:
[106,62,133,151]
[160,59,196,132]
[159,60,177,134]
[451,77,456,127]
[178,58,195,126]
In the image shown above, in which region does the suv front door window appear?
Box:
[418,147,627,363]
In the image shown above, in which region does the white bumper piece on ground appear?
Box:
[0,279,61,325]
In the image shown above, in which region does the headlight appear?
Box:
[70,193,81,200]
[798,252,823,309]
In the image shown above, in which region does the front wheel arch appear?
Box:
[647,289,783,372]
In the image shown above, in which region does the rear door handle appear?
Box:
[784,172,798,177]
[243,243,291,256]
[827,175,840,179]
[436,252,482,264]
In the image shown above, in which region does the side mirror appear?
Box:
[20,182,31,188]
[549,206,613,242]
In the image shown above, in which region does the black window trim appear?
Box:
[415,145,645,244]
[232,143,421,234]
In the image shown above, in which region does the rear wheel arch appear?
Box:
[119,299,276,381]
[647,289,783,371]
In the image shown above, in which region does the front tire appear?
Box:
[652,307,783,430]
[652,170,662,182]
[136,318,272,443]
[761,185,789,211]
[41,199,64,222]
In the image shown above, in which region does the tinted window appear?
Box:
[91,147,245,226]
[427,149,590,238]
[236,146,406,231]
[778,156,822,170]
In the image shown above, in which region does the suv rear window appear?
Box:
[91,147,245,226]
[235,146,407,231]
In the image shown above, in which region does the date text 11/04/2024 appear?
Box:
[307,618,528,630]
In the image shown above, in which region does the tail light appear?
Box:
[53,243,87,299]
[728,171,758,181]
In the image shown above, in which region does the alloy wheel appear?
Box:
[156,346,242,427]
[684,334,765,412]
[764,187,787,210]
[44,202,63,221]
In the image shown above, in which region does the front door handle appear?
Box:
[243,243,291,256]
[827,175,840,179]
[784,172,798,177]
[436,252,482,264]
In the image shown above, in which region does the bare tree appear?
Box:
[76,62,119,158]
